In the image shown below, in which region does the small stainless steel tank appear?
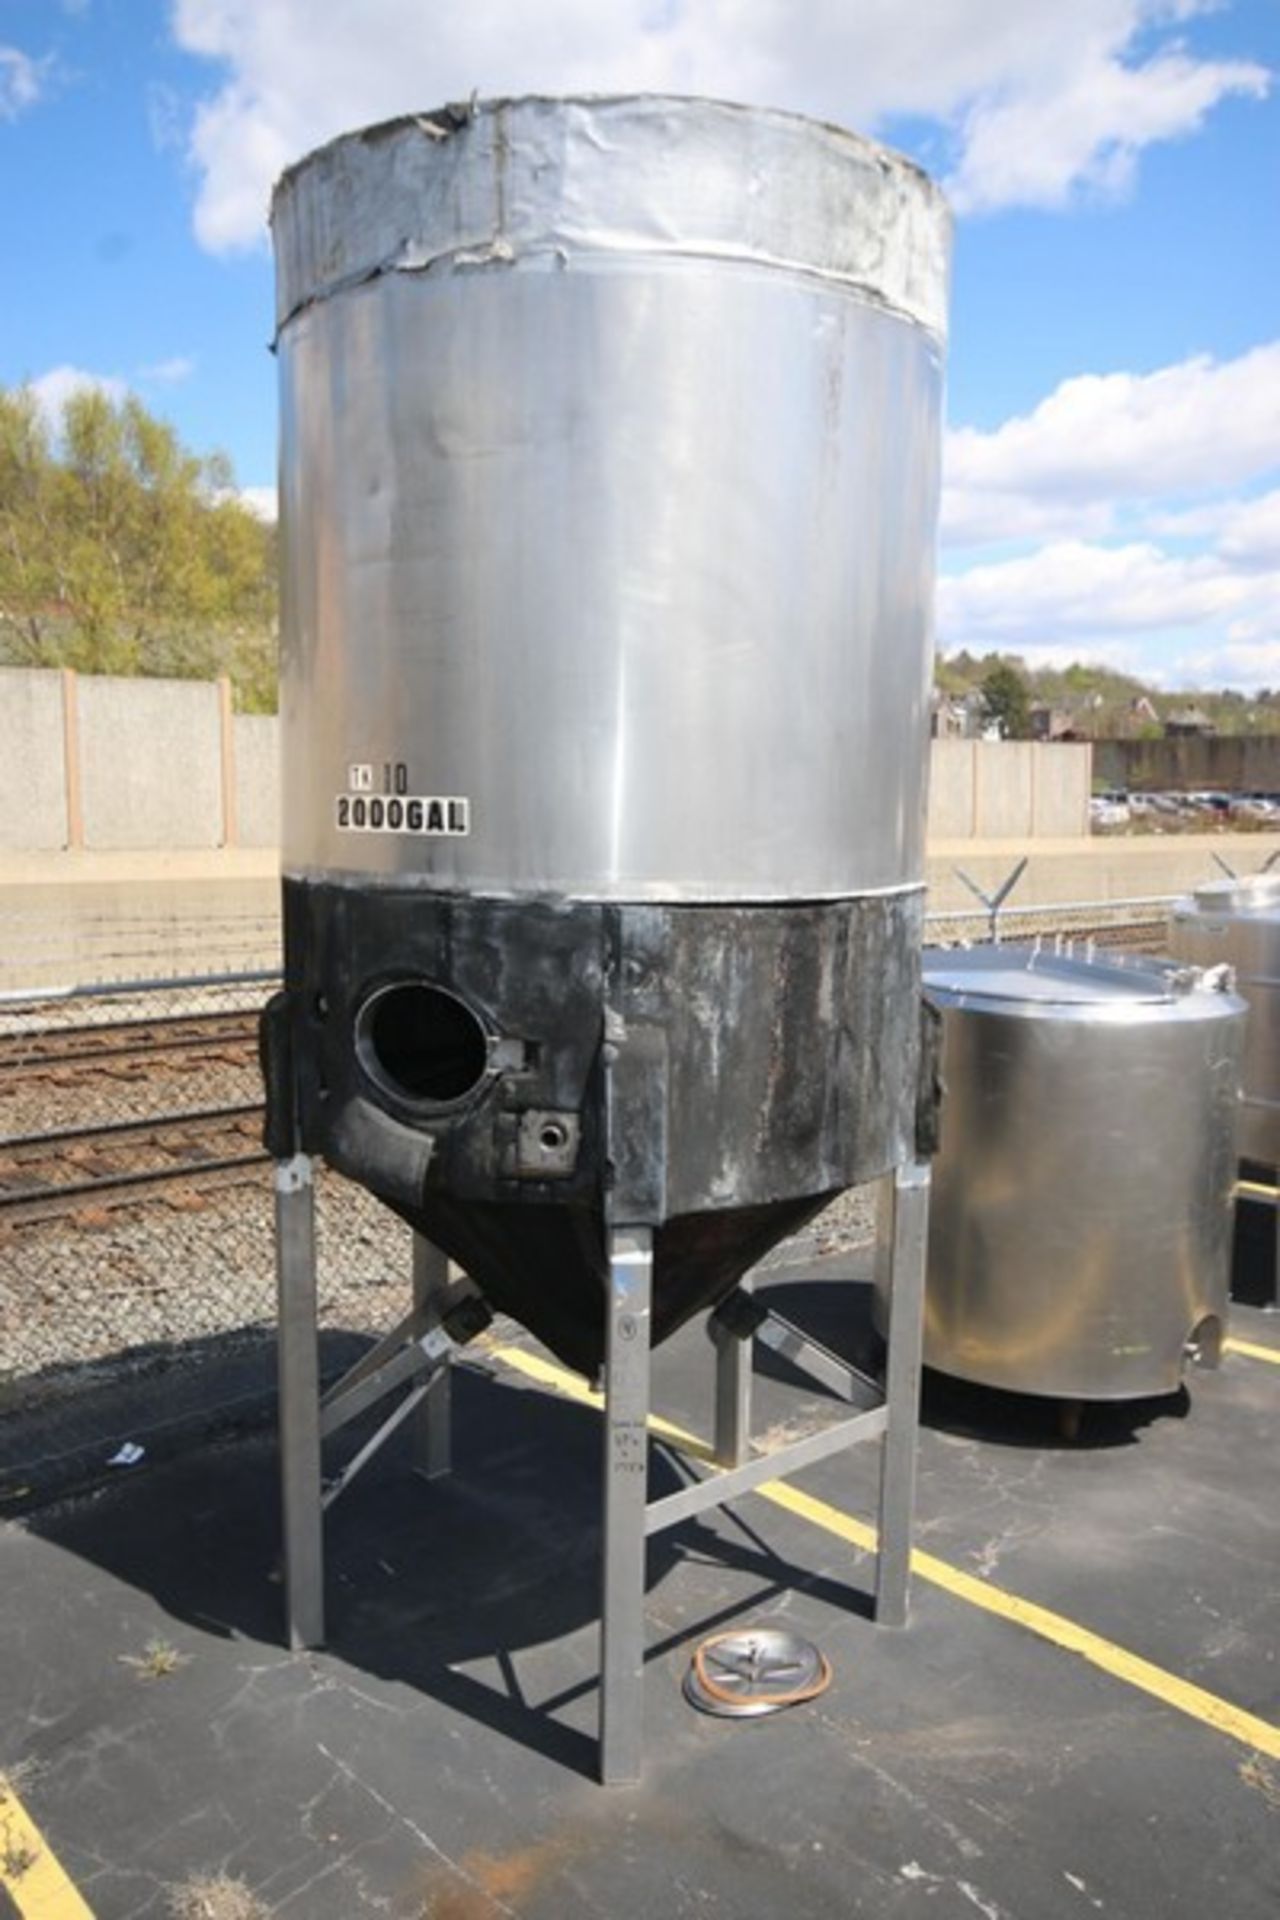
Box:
[1170,875,1280,1166]
[265,96,950,1376]
[874,946,1245,1400]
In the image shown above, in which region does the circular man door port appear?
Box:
[356,981,490,1108]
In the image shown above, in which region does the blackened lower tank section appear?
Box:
[267,880,921,1374]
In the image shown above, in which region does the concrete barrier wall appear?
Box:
[1,668,247,853]
[233,714,281,848]
[0,669,68,850]
[974,741,1035,838]
[925,737,976,838]
[1033,740,1092,836]
[927,740,1091,839]
[2,669,1091,853]
[80,677,224,850]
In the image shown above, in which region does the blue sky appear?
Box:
[1,0,1278,688]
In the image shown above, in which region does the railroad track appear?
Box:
[0,1008,259,1077]
[0,1102,268,1229]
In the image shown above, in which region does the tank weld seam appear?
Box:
[273,237,947,342]
[279,868,929,905]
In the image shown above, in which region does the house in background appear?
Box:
[931,689,989,738]
[1164,706,1216,739]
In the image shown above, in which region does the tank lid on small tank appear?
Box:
[1186,872,1280,915]
[923,944,1239,1015]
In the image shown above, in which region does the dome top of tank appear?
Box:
[923,944,1241,1018]
[270,92,951,341]
[1187,872,1280,914]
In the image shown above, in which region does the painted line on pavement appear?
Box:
[487,1340,1280,1763]
[1226,1335,1280,1367]
[0,1774,94,1919]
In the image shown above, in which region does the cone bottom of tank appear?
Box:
[264,880,924,1380]
[376,1188,836,1377]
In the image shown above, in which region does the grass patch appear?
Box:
[119,1636,191,1680]
[168,1872,271,1919]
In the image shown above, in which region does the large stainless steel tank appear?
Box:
[1170,875,1280,1165]
[264,96,950,1375]
[874,946,1245,1400]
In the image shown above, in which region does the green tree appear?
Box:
[979,660,1033,739]
[0,383,277,704]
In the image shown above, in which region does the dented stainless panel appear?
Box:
[272,96,950,343]
[1170,874,1280,1165]
[876,947,1245,1401]
[272,95,949,902]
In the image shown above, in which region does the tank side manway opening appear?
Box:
[357,981,489,1107]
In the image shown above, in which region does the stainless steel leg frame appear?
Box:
[600,1227,655,1786]
[275,1161,477,1655]
[598,1160,931,1783]
[278,1167,929,1783]
[411,1235,454,1480]
[275,1153,325,1651]
[712,1273,753,1468]
[873,1160,931,1626]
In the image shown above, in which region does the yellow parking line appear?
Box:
[0,1774,94,1918]
[488,1341,1280,1763]
[1226,1336,1280,1367]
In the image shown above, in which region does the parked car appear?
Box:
[1232,796,1280,824]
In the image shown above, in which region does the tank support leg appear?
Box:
[599,1226,654,1787]
[712,1273,754,1467]
[411,1236,453,1481]
[874,1159,931,1627]
[275,1153,325,1651]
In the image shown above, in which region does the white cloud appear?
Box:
[939,338,1280,686]
[169,0,1270,250]
[29,364,127,427]
[0,45,49,120]
[236,484,277,522]
[1164,639,1280,691]
[948,41,1267,214]
[1147,488,1280,569]
[147,80,186,154]
[942,342,1280,547]
[940,539,1274,640]
[137,355,196,384]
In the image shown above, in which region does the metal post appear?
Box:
[275,1153,325,1650]
[713,1273,754,1467]
[874,1159,931,1627]
[599,1226,653,1786]
[411,1235,453,1480]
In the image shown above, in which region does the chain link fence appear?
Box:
[0,968,420,1500]
[0,893,1178,1504]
